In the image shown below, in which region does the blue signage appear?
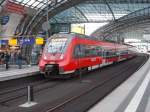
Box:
[1,16,9,25]
[19,38,35,45]
[1,40,8,45]
[38,31,46,35]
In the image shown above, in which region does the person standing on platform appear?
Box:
[0,52,4,64]
[4,51,10,70]
[17,50,22,69]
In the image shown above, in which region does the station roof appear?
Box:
[1,0,150,34]
[49,1,150,23]
[10,0,52,10]
[6,0,150,23]
[92,6,150,37]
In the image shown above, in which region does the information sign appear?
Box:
[9,39,17,46]
[19,38,35,45]
[36,38,44,45]
[1,40,8,45]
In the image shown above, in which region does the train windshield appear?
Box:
[47,37,68,54]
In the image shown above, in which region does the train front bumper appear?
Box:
[45,64,59,75]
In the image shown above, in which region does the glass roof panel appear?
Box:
[6,0,150,28]
[22,0,30,4]
[16,0,22,2]
[32,1,40,7]
[36,3,44,8]
[49,1,150,23]
[13,0,48,10]
[38,0,47,4]
[26,0,35,5]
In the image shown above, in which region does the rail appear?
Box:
[46,54,149,112]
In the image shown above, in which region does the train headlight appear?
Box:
[60,54,64,60]
[44,55,47,60]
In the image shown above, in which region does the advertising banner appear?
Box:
[4,0,26,15]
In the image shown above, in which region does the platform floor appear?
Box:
[0,64,31,72]
[88,55,150,112]
[0,66,39,82]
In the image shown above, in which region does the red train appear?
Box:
[39,33,136,78]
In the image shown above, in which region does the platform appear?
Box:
[0,66,40,82]
[88,55,150,112]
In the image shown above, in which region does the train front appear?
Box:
[39,34,69,77]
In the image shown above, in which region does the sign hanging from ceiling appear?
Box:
[36,38,44,45]
[1,40,8,45]
[4,0,26,15]
[0,16,9,25]
[9,39,17,46]
[19,38,35,45]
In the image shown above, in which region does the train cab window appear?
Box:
[47,37,68,54]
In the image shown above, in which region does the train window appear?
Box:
[119,50,127,55]
[91,46,97,56]
[73,45,85,58]
[102,49,116,58]
[85,45,91,57]
[79,45,86,57]
[74,45,80,58]
[74,45,103,58]
[84,45,96,57]
[84,45,103,57]
[97,46,103,56]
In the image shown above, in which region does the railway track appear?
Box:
[45,54,149,112]
[0,54,148,112]
[0,79,63,106]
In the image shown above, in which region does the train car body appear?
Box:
[39,33,136,78]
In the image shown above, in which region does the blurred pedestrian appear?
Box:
[4,51,10,70]
[17,50,22,69]
[0,52,4,64]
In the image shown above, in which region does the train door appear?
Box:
[73,45,85,69]
[101,48,106,65]
[73,44,87,75]
[117,50,121,61]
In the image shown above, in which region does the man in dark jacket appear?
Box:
[17,50,22,69]
[0,52,4,64]
[4,51,10,70]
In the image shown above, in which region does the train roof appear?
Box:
[50,33,132,47]
[51,33,100,41]
[49,33,130,49]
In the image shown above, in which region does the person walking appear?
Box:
[4,51,10,70]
